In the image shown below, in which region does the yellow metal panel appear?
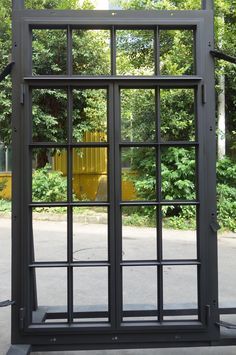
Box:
[53,132,137,200]
[0,173,12,200]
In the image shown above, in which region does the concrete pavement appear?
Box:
[1,217,236,354]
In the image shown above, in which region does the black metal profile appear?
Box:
[202,0,214,10]
[8,1,229,353]
[210,50,236,65]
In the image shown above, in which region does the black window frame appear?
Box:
[10,1,229,353]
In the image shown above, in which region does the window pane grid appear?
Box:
[118,82,200,324]
[28,23,200,326]
[31,25,196,77]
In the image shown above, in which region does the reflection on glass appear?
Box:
[163,265,198,320]
[121,147,156,201]
[160,30,194,76]
[73,89,107,142]
[32,30,67,75]
[73,207,108,261]
[161,147,196,200]
[160,88,195,141]
[32,207,67,262]
[32,89,67,142]
[73,267,108,316]
[123,267,157,313]
[32,148,67,203]
[121,89,156,142]
[72,147,108,201]
[122,206,157,260]
[116,30,155,75]
[73,30,111,75]
[32,268,67,323]
[162,205,197,260]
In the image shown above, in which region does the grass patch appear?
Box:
[0,199,11,212]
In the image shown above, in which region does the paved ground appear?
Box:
[1,217,236,354]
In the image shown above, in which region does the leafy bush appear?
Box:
[32,164,67,202]
[0,178,7,192]
[217,158,236,232]
[128,153,236,231]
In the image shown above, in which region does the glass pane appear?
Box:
[32,148,67,203]
[122,206,157,260]
[218,233,236,309]
[121,147,156,201]
[32,268,67,323]
[160,88,195,141]
[161,147,196,201]
[73,89,107,142]
[72,147,108,201]
[162,205,197,260]
[73,267,109,318]
[32,30,67,75]
[123,266,157,314]
[120,88,156,142]
[73,30,110,75]
[32,207,67,262]
[116,30,155,76]
[73,207,108,261]
[7,147,12,172]
[163,265,198,320]
[25,1,201,10]
[160,30,194,76]
[32,89,67,143]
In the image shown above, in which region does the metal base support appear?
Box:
[7,345,31,355]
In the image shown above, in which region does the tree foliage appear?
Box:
[0,0,235,230]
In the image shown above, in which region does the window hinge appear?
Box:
[0,300,15,307]
[210,214,221,233]
[19,307,25,329]
[20,84,25,105]
[202,84,206,104]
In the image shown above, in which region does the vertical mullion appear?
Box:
[155,26,160,76]
[67,86,73,323]
[111,26,116,75]
[156,86,163,323]
[13,0,25,10]
[108,83,116,328]
[196,83,205,323]
[114,83,122,326]
[67,25,73,76]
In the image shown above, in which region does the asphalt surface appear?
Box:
[0,217,236,355]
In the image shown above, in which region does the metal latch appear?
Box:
[0,300,15,307]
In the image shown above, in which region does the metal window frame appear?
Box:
[10,1,234,353]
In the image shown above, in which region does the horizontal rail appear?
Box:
[24,75,202,81]
[29,202,110,207]
[120,201,200,206]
